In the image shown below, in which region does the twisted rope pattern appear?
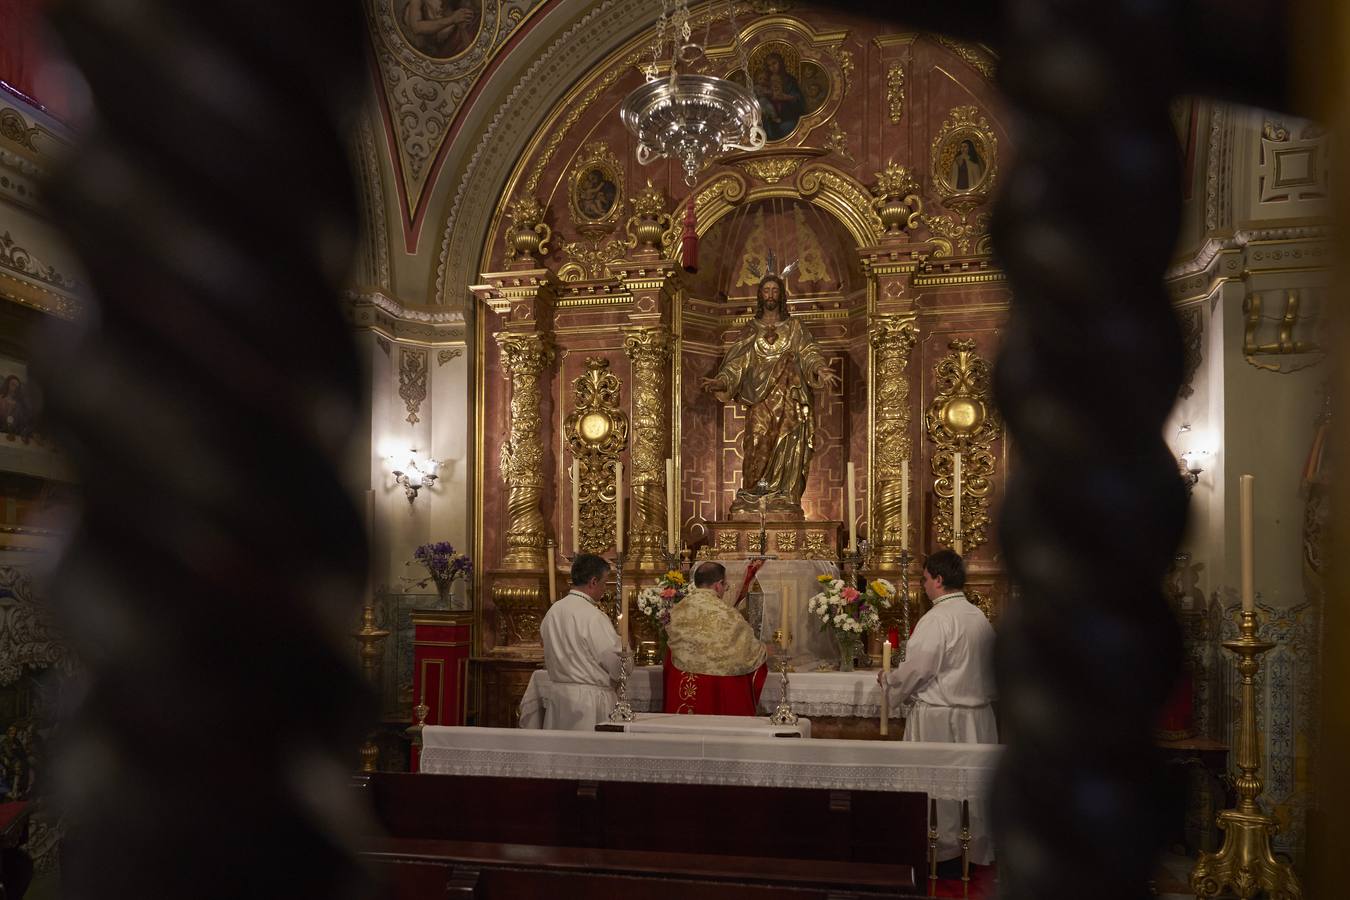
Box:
[988,4,1188,898]
[39,2,374,897]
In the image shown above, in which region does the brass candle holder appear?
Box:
[353,601,391,773]
[927,797,939,896]
[959,799,972,898]
[768,640,799,727]
[607,650,637,723]
[1189,610,1303,900]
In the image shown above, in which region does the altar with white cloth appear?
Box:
[421,725,999,801]
[522,666,887,720]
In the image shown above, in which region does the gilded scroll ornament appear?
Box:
[931,106,999,217]
[497,333,556,568]
[823,121,855,164]
[567,142,625,236]
[886,63,905,124]
[741,157,803,184]
[935,37,997,82]
[623,328,674,568]
[0,109,39,152]
[437,348,464,366]
[559,237,626,282]
[926,339,1001,553]
[565,358,629,554]
[923,212,991,257]
[398,347,429,425]
[491,584,548,651]
[505,195,552,262]
[803,531,828,559]
[871,161,924,235]
[1179,307,1203,399]
[869,316,919,562]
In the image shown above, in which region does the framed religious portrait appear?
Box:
[396,0,481,60]
[740,41,831,143]
[931,106,999,214]
[567,142,625,234]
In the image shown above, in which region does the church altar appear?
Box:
[595,712,811,739]
[420,725,999,801]
[522,666,886,720]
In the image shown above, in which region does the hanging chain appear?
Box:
[728,0,752,90]
[644,0,671,81]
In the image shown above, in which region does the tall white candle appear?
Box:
[615,461,624,552]
[779,592,789,650]
[1240,473,1255,613]
[900,459,910,550]
[665,458,676,553]
[547,540,557,603]
[880,639,891,736]
[953,451,963,555]
[846,461,857,551]
[571,459,581,553]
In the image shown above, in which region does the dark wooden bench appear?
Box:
[364,835,917,899]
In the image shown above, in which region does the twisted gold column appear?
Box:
[623,326,673,571]
[496,332,555,569]
[868,315,918,570]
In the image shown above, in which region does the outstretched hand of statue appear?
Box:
[700,375,727,393]
[814,366,839,391]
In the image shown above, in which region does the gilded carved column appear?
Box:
[869,314,919,568]
[496,332,555,569]
[623,325,673,570]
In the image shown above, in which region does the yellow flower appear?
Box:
[817,574,833,583]
[666,571,685,585]
[870,580,893,598]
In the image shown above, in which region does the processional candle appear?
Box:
[952,451,963,555]
[571,459,581,553]
[1240,473,1255,614]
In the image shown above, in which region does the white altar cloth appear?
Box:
[421,725,999,800]
[614,666,886,718]
[596,712,811,739]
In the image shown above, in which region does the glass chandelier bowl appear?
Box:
[621,74,767,185]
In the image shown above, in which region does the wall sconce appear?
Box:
[1179,450,1205,494]
[392,450,438,503]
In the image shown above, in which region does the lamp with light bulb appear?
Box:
[392,451,439,503]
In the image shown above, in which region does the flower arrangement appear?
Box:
[807,574,893,671]
[408,541,473,599]
[636,569,687,632]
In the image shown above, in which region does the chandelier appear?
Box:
[619,0,765,185]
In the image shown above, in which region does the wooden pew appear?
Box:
[364,836,916,899]
[356,772,929,874]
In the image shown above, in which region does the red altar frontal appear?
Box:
[412,610,471,727]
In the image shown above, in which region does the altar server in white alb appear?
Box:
[535,553,624,730]
[882,548,997,866]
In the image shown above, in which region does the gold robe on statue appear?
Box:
[666,587,767,676]
[710,317,829,514]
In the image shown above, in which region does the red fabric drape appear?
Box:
[662,651,767,716]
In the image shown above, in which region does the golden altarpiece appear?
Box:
[469,13,1012,725]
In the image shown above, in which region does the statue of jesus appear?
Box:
[701,275,838,516]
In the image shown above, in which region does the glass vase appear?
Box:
[835,630,862,672]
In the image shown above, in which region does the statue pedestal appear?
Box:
[700,520,843,561]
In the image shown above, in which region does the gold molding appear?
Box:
[926,338,1001,553]
[564,357,629,554]
[497,332,556,568]
[567,141,626,236]
[623,327,674,568]
[931,106,999,217]
[869,315,919,566]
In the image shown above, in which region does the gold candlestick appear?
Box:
[353,601,391,772]
[1189,610,1303,900]
[927,797,939,896]
[959,799,972,898]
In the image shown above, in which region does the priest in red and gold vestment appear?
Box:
[663,562,770,715]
